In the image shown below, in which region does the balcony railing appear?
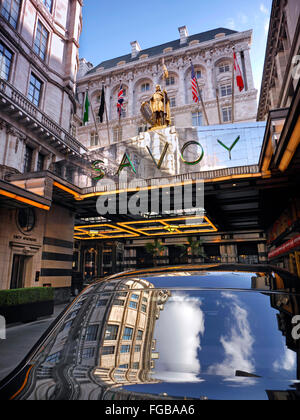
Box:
[0,78,85,154]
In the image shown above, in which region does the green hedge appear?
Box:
[0,287,54,307]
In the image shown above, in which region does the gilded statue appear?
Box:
[140,84,171,130]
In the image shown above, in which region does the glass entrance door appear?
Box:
[10,255,26,289]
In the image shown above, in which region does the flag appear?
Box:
[83,90,90,124]
[98,85,105,123]
[117,83,124,118]
[191,62,199,103]
[233,52,244,92]
[162,59,169,79]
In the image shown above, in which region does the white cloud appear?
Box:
[260,3,269,15]
[264,18,270,35]
[154,293,205,383]
[227,18,236,30]
[207,292,256,385]
[273,348,297,372]
[238,13,248,25]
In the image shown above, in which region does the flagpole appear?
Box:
[189,58,209,126]
[118,80,122,141]
[87,86,102,147]
[102,83,111,144]
[216,88,222,124]
[162,58,167,126]
[231,47,235,124]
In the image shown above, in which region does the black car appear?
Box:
[1,264,300,401]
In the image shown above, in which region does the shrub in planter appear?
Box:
[0,287,54,324]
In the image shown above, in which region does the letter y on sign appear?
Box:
[217,136,241,160]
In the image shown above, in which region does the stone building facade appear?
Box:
[257,0,300,120]
[76,26,258,150]
[0,0,84,299]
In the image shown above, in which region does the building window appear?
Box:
[166,76,175,86]
[82,348,95,359]
[34,20,49,61]
[222,106,232,123]
[120,345,130,354]
[23,145,33,173]
[43,0,53,13]
[86,325,99,341]
[113,127,122,142]
[132,362,139,370]
[119,364,129,369]
[196,70,202,79]
[141,83,150,92]
[192,112,203,127]
[66,166,74,183]
[122,327,133,341]
[141,304,147,313]
[105,325,119,341]
[17,208,36,233]
[134,345,141,353]
[101,346,115,355]
[131,294,139,300]
[219,63,231,74]
[96,299,108,307]
[45,352,61,364]
[220,83,232,97]
[170,97,176,108]
[90,132,99,146]
[37,153,44,172]
[113,299,125,306]
[0,41,13,81]
[136,330,143,341]
[129,301,138,310]
[0,0,21,29]
[28,74,42,107]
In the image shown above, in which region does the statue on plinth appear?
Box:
[141,84,171,130]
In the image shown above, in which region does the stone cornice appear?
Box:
[77,30,253,87]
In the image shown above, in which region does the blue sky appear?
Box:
[79,0,272,95]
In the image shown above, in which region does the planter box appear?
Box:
[0,300,54,324]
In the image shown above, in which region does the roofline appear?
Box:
[77,29,253,84]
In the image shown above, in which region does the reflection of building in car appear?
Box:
[15,277,171,400]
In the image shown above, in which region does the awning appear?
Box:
[269,235,300,259]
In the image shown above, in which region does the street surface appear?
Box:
[0,304,68,382]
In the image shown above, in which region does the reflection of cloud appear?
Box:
[207,292,256,385]
[154,293,205,383]
[273,348,296,372]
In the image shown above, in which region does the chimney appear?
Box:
[130,40,141,58]
[178,26,189,44]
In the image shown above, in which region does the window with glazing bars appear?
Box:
[28,74,42,107]
[43,0,53,13]
[222,107,232,123]
[122,327,133,341]
[86,325,99,341]
[105,325,119,340]
[220,83,232,97]
[23,145,33,173]
[0,0,21,29]
[121,345,130,354]
[34,20,49,61]
[0,41,13,81]
[101,346,115,355]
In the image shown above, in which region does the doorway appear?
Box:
[10,255,27,289]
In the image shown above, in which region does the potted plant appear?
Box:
[0,287,54,324]
[145,239,167,267]
[177,238,207,264]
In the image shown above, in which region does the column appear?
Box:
[205,60,214,100]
